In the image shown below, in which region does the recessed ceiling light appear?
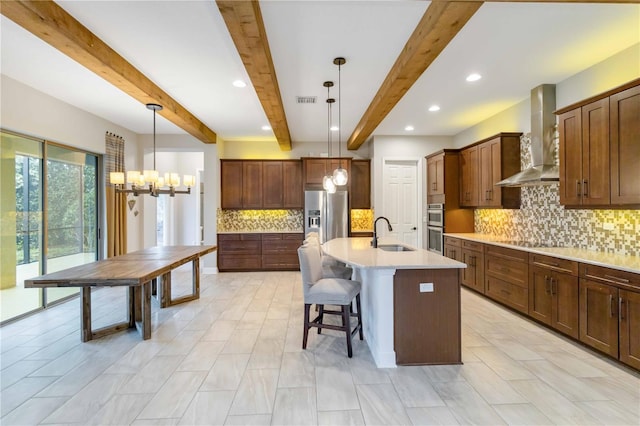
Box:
[466,73,482,82]
[330,126,339,131]
[261,125,271,131]
[405,125,414,131]
[232,80,247,88]
[428,105,440,112]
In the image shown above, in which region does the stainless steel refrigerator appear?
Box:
[304,190,349,243]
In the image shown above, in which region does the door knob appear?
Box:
[412,227,417,230]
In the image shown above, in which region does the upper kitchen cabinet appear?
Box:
[558,99,610,206]
[220,160,303,209]
[610,85,640,205]
[427,152,445,199]
[302,157,351,190]
[459,145,479,207]
[282,161,303,208]
[221,160,243,209]
[557,79,640,208]
[459,133,521,209]
[262,161,283,208]
[350,159,371,209]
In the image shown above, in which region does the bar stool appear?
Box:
[297,244,363,357]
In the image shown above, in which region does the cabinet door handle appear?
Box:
[488,189,492,201]
[609,294,614,318]
[544,276,550,295]
[551,277,556,296]
[583,180,588,196]
[576,180,581,197]
[619,297,625,321]
[470,255,476,267]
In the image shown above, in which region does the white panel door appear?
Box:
[382,160,418,246]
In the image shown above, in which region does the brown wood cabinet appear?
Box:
[459,133,521,209]
[242,161,263,209]
[459,146,479,207]
[557,79,640,207]
[350,159,371,209]
[610,85,640,205]
[579,263,640,369]
[302,157,351,189]
[484,245,528,314]
[217,233,262,271]
[282,161,303,208]
[218,233,303,272]
[528,253,579,339]
[427,153,445,199]
[220,160,243,209]
[620,288,640,370]
[443,236,462,262]
[262,161,283,208]
[558,99,610,206]
[460,240,484,294]
[261,233,303,270]
[221,160,303,209]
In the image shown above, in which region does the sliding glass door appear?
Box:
[1,132,43,321]
[0,131,100,323]
[45,144,98,304]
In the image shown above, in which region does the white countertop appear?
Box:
[322,237,466,270]
[445,233,640,275]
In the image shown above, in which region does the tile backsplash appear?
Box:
[351,209,374,232]
[474,133,640,257]
[218,209,303,233]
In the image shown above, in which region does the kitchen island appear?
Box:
[322,237,466,368]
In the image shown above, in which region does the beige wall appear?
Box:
[453,43,640,149]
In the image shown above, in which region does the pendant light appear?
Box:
[110,103,195,197]
[332,57,348,186]
[322,81,337,193]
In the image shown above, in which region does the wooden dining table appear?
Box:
[24,245,216,342]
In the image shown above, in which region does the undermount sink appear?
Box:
[377,244,415,252]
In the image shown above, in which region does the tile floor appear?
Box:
[1,269,639,425]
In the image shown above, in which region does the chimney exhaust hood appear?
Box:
[496,84,559,187]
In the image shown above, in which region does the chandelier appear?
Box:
[332,57,348,186]
[109,103,195,197]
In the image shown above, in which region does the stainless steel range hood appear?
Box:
[496,84,559,187]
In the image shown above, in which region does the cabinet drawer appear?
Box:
[486,276,528,314]
[485,250,528,289]
[218,233,261,241]
[444,244,461,261]
[218,255,262,271]
[218,239,261,255]
[262,254,300,270]
[262,240,300,254]
[462,240,483,252]
[443,236,461,248]
[529,253,578,276]
[580,264,640,291]
[283,233,304,241]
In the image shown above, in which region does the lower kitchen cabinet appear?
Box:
[443,236,462,262]
[460,240,484,294]
[579,279,619,358]
[619,289,640,370]
[261,233,303,270]
[528,254,579,339]
[218,233,303,272]
[484,245,528,314]
[579,264,640,369]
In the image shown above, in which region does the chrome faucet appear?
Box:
[372,216,393,248]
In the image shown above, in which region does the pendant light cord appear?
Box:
[153,107,157,171]
[338,61,341,162]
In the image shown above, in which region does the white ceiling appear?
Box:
[1,1,639,146]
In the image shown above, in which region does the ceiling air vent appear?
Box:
[296,96,317,104]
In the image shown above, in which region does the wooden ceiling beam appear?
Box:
[347,1,482,150]
[216,0,292,151]
[1,0,218,144]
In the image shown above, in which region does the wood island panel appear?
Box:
[393,268,461,365]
